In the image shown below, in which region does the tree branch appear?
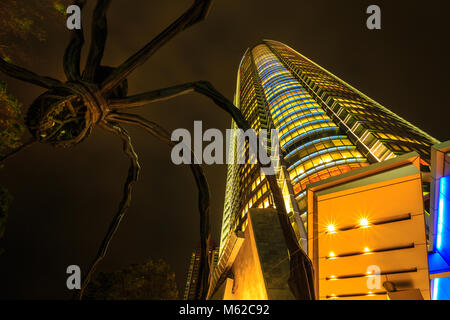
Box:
[63,0,87,81]
[83,0,112,81]
[0,58,61,89]
[78,120,140,299]
[107,112,211,300]
[100,0,213,93]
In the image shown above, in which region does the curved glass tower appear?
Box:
[219,40,439,254]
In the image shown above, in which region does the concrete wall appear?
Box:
[223,208,295,300]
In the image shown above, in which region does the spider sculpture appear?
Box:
[0,0,315,300]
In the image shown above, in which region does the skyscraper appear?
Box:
[213,40,444,300]
[183,242,219,300]
[220,40,439,253]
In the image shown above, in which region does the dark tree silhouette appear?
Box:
[0,81,23,255]
[0,0,68,254]
[0,0,68,62]
[0,0,315,300]
[84,258,179,300]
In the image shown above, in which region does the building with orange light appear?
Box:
[211,40,449,300]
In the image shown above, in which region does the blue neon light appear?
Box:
[278,112,324,131]
[291,157,366,184]
[285,135,346,158]
[280,119,331,140]
[282,126,338,148]
[262,73,291,85]
[433,278,439,300]
[437,176,448,251]
[287,146,354,171]
[271,95,311,113]
[432,276,450,300]
[272,101,316,119]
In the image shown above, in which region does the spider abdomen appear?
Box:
[26,82,107,148]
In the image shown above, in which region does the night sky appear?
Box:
[0,0,449,299]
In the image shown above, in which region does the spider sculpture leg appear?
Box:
[108,81,316,299]
[100,0,213,94]
[106,112,212,300]
[1,0,216,300]
[83,0,112,81]
[0,59,61,89]
[75,120,141,299]
[63,0,86,81]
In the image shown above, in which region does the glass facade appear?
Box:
[267,40,438,165]
[252,44,369,205]
[219,40,439,255]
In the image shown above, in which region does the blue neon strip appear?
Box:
[297,190,307,199]
[259,66,287,79]
[259,63,281,73]
[257,60,280,73]
[285,135,347,158]
[291,157,366,184]
[257,60,280,72]
[269,92,310,108]
[265,80,299,95]
[272,99,316,116]
[266,84,305,100]
[267,87,308,104]
[433,278,439,300]
[280,119,331,140]
[282,126,338,148]
[260,69,286,82]
[270,94,310,113]
[262,73,291,85]
[278,111,325,131]
[287,146,353,171]
[267,87,307,104]
[274,105,319,123]
[437,176,449,251]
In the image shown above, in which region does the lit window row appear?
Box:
[292,161,368,195]
[280,121,337,147]
[273,104,320,125]
[283,126,339,149]
[289,149,364,182]
[285,135,347,158]
[287,136,354,161]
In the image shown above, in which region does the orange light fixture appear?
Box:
[359,217,370,228]
[326,223,337,233]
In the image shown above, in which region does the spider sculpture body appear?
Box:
[0,0,315,300]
